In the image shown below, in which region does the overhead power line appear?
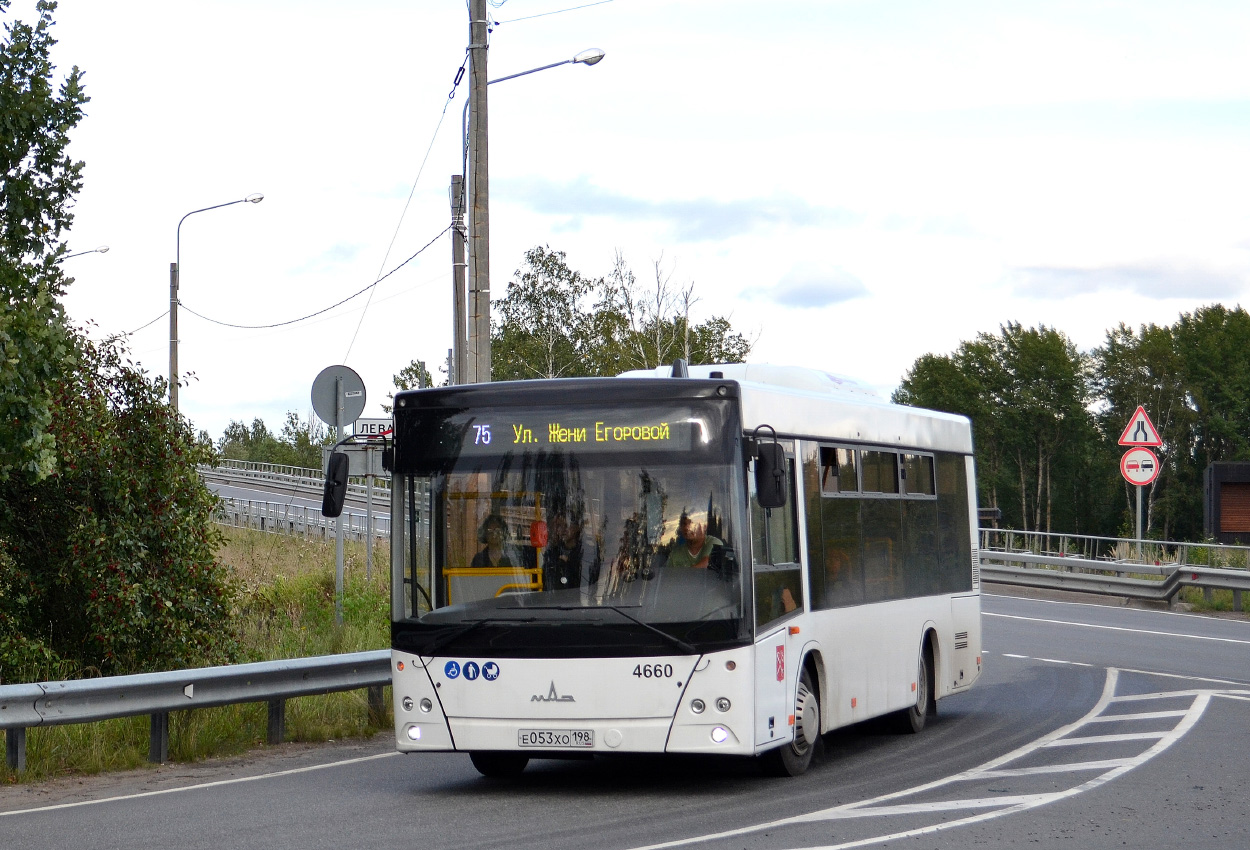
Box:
[181,226,451,331]
[495,0,617,24]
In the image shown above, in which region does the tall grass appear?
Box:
[2,528,393,783]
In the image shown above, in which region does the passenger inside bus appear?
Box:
[666,512,723,569]
[543,511,601,589]
[471,513,523,568]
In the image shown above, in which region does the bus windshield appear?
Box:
[391,398,750,657]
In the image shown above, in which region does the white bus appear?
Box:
[386,363,981,776]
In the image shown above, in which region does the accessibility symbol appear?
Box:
[464,662,480,681]
[483,662,500,681]
[444,661,461,679]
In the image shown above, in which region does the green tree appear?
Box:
[492,245,602,380]
[1,335,238,680]
[1170,305,1250,539]
[0,0,88,483]
[383,358,437,413]
[491,246,752,380]
[896,324,1096,534]
[1093,322,1188,538]
[217,412,329,469]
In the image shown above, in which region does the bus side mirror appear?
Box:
[755,443,787,509]
[322,451,349,518]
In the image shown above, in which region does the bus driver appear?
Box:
[666,512,722,569]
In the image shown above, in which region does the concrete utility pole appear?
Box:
[450,174,468,384]
[169,262,180,409]
[466,0,491,383]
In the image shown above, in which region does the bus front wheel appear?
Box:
[765,665,819,777]
[469,751,529,778]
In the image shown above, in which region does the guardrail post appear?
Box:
[267,699,285,745]
[150,711,169,763]
[5,727,26,772]
[1235,589,1243,612]
[368,685,386,726]
[1203,587,1214,604]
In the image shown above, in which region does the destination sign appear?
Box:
[461,408,696,454]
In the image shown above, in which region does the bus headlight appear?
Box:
[690,699,706,714]
[710,726,729,744]
[715,697,731,712]
[406,725,422,741]
[402,696,414,711]
[420,698,433,713]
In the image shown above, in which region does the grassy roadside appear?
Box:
[2,528,392,783]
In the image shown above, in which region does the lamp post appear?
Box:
[169,193,263,411]
[58,245,109,261]
[455,40,606,384]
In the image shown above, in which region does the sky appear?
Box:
[19,0,1250,440]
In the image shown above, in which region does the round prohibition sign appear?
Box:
[1120,447,1160,486]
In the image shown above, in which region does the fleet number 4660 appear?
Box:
[633,663,674,678]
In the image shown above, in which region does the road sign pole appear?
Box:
[1136,484,1143,562]
[334,375,345,627]
[365,446,374,583]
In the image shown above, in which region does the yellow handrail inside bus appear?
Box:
[442,566,544,602]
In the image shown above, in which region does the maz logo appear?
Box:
[531,681,575,703]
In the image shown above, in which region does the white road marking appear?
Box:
[1087,709,1188,722]
[626,667,1245,850]
[1045,732,1166,746]
[0,751,399,818]
[985,611,1250,645]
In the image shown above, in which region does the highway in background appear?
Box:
[2,594,1247,848]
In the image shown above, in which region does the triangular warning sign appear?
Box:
[1118,405,1162,447]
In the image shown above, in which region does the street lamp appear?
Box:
[58,245,109,261]
[454,44,606,384]
[169,192,263,411]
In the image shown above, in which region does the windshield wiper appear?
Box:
[586,605,699,656]
[456,604,700,656]
[423,616,537,656]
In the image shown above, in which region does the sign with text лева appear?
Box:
[353,418,393,439]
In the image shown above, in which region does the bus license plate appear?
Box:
[517,729,594,748]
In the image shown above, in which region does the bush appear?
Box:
[0,334,238,680]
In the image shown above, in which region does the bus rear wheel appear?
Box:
[892,639,935,734]
[469,751,529,778]
[765,665,819,777]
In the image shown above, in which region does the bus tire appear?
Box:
[765,665,819,777]
[469,751,529,778]
[892,638,935,734]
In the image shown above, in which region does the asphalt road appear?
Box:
[3,593,1248,849]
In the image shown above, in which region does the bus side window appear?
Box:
[751,450,803,628]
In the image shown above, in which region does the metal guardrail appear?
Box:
[980,549,1250,610]
[215,497,390,541]
[980,528,1250,570]
[1,650,390,773]
[203,460,390,503]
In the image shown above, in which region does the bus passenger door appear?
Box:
[750,441,804,750]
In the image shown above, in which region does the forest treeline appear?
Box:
[894,304,1250,542]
